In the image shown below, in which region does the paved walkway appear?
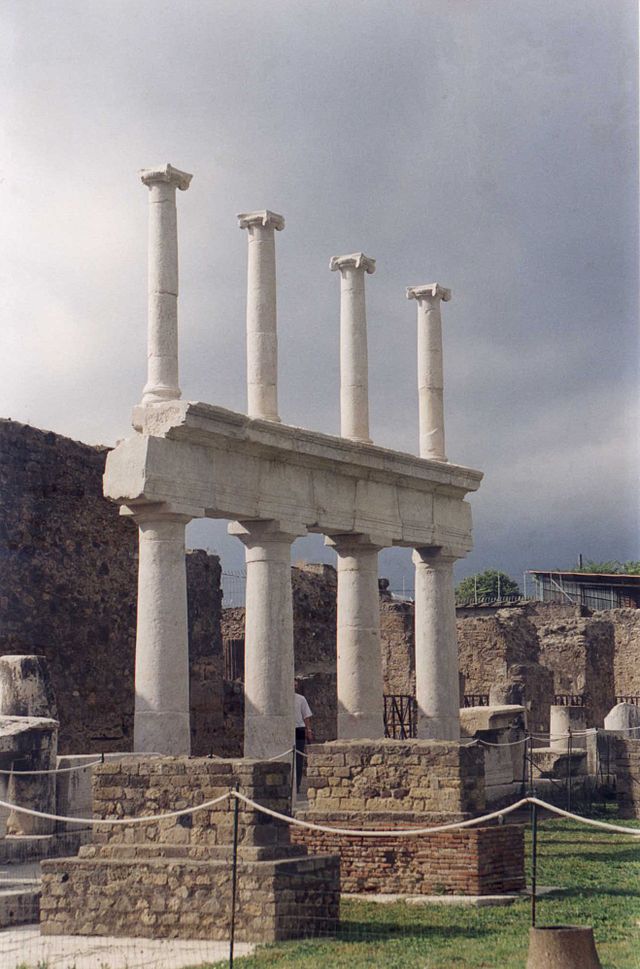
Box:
[0,924,254,968]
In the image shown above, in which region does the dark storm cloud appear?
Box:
[1,0,637,589]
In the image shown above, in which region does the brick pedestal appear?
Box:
[293,740,525,896]
[40,758,339,941]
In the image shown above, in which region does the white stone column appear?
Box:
[229,519,305,759]
[406,283,451,461]
[238,210,285,422]
[326,534,385,739]
[139,164,193,405]
[133,507,191,754]
[330,252,375,443]
[413,547,460,741]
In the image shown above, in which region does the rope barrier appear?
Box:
[0,752,167,777]
[0,787,638,837]
[0,791,231,826]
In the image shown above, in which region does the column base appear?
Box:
[134,711,190,755]
[337,712,385,741]
[244,715,293,760]
[417,715,461,742]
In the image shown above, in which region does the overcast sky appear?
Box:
[2,0,638,592]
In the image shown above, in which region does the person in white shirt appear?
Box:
[294,679,314,794]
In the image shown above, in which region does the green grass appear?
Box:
[201,818,640,969]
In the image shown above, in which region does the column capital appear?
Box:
[139,163,193,191]
[406,283,451,303]
[325,531,390,552]
[229,518,306,546]
[237,210,285,231]
[330,252,376,275]
[120,502,199,526]
[412,546,458,567]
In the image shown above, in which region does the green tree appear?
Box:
[455,569,520,605]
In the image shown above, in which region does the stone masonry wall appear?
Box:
[535,617,615,726]
[0,420,223,755]
[614,739,640,819]
[41,758,339,941]
[608,609,640,698]
[305,739,485,820]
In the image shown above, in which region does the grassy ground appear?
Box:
[202,817,640,969]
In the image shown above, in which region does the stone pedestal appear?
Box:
[40,758,339,942]
[0,716,58,836]
[292,740,525,896]
[526,926,602,969]
[550,705,587,752]
[133,509,191,755]
[230,520,305,758]
[327,534,385,740]
[413,548,460,740]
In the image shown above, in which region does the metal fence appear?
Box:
[383,695,417,739]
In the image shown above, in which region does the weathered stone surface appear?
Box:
[0,420,223,755]
[40,757,339,941]
[615,738,640,818]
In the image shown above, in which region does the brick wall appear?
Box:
[0,420,223,755]
[291,822,525,895]
[380,598,415,695]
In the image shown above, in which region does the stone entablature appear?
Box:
[106,400,481,554]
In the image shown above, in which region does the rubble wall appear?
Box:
[0,420,223,754]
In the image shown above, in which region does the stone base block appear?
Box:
[292,816,525,896]
[40,851,339,942]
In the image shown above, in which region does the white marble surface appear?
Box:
[331,252,375,444]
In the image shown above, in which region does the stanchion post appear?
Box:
[229,783,240,969]
[528,733,535,795]
[291,745,296,806]
[522,731,529,796]
[530,799,538,927]
[567,728,572,812]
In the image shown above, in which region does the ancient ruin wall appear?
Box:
[380,598,415,696]
[607,609,640,698]
[535,617,615,726]
[0,420,223,754]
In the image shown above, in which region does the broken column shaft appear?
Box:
[140,163,192,405]
[238,210,285,422]
[406,283,451,462]
[330,252,375,443]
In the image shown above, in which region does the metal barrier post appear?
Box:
[229,783,240,969]
[530,799,538,927]
[567,728,572,812]
[522,731,530,796]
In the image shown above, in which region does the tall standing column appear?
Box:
[229,519,305,758]
[139,164,193,405]
[133,507,192,754]
[330,252,376,443]
[406,284,451,462]
[238,210,285,422]
[326,534,385,739]
[413,547,460,741]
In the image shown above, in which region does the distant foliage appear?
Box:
[572,560,640,575]
[455,569,520,605]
